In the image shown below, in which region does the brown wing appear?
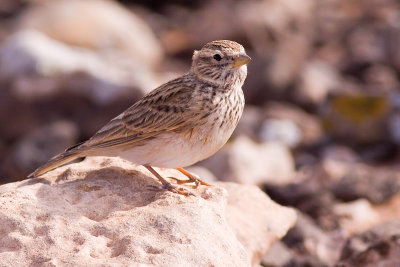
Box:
[76,77,195,151]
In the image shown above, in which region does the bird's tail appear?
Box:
[28,150,82,178]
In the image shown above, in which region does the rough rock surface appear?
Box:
[0,157,296,266]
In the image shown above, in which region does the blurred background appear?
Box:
[1,0,400,265]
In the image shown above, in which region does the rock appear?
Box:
[297,60,340,105]
[338,220,400,267]
[321,145,360,180]
[222,182,297,266]
[238,0,315,89]
[331,165,400,204]
[262,102,323,147]
[228,137,295,185]
[389,111,400,145]
[322,145,359,163]
[19,0,163,66]
[0,156,296,266]
[0,30,154,104]
[231,105,263,141]
[12,120,79,174]
[261,241,293,267]
[334,188,400,236]
[364,64,399,93]
[347,26,386,65]
[333,199,381,235]
[259,119,303,148]
[283,212,346,266]
[200,136,295,185]
[374,192,400,224]
[263,166,339,230]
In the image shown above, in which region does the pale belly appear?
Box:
[111,122,234,168]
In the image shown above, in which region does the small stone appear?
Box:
[338,220,400,267]
[262,102,323,147]
[224,136,295,185]
[283,212,346,266]
[259,119,303,148]
[297,60,340,104]
[331,165,400,204]
[333,199,380,235]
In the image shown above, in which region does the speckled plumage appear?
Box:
[29,40,251,195]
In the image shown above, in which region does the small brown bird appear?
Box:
[29,40,251,195]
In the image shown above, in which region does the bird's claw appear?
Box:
[147,183,194,196]
[168,176,211,189]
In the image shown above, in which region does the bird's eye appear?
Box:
[213,54,222,61]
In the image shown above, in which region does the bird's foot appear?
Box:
[147,183,194,196]
[173,168,212,188]
[168,175,210,188]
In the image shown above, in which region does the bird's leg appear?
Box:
[144,164,193,196]
[169,168,211,188]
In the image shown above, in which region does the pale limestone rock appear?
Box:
[333,199,381,235]
[297,60,339,104]
[19,0,163,66]
[229,136,295,185]
[199,136,296,185]
[0,157,296,266]
[0,30,157,104]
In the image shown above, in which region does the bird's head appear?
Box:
[191,40,251,87]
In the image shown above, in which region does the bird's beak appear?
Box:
[232,54,251,68]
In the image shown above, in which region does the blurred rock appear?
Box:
[322,145,360,163]
[347,25,386,65]
[260,119,302,148]
[231,105,263,141]
[364,64,399,93]
[321,145,360,180]
[283,212,345,266]
[0,156,297,266]
[263,168,338,230]
[297,60,340,105]
[388,111,400,145]
[19,0,163,66]
[375,192,400,223]
[331,165,400,204]
[0,30,153,104]
[261,241,293,267]
[333,199,381,235]
[263,102,323,147]
[0,0,24,15]
[201,136,295,185]
[338,220,400,267]
[12,120,79,174]
[239,0,314,89]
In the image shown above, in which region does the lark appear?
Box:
[29,40,251,195]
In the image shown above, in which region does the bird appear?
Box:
[28,40,251,196]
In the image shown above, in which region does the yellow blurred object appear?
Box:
[331,95,389,123]
[322,94,391,142]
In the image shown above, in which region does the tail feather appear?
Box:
[28,151,82,178]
